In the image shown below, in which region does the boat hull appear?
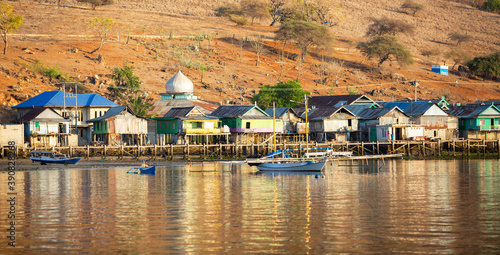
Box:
[256,160,326,172]
[140,166,156,175]
[30,157,81,165]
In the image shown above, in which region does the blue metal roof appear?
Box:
[13,90,118,108]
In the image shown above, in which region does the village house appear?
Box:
[209,105,282,144]
[356,106,413,141]
[16,107,76,147]
[154,106,230,145]
[0,124,25,148]
[381,101,458,140]
[448,104,500,139]
[306,106,360,142]
[87,106,148,146]
[264,107,302,134]
[13,90,118,145]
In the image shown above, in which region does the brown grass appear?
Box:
[0,0,499,122]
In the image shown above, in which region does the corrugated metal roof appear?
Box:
[17,107,68,122]
[448,104,500,118]
[308,95,379,108]
[148,99,218,117]
[306,107,356,121]
[343,105,372,116]
[163,107,195,118]
[87,106,129,122]
[13,90,118,108]
[264,107,295,118]
[179,116,219,121]
[379,101,434,116]
[473,100,500,105]
[240,116,273,119]
[210,105,268,118]
[356,106,406,120]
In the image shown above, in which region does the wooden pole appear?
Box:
[453,139,456,157]
[438,140,441,157]
[467,139,470,156]
[104,144,107,158]
[422,141,425,157]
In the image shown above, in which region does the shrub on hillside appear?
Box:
[466,52,500,78]
[77,0,113,10]
[483,0,500,12]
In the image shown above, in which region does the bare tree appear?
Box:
[250,35,266,66]
[310,0,344,27]
[446,49,471,70]
[448,32,473,46]
[269,0,287,26]
[77,0,113,10]
[401,0,425,17]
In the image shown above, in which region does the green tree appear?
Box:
[241,0,270,25]
[466,52,500,78]
[483,0,500,12]
[252,79,310,109]
[357,35,414,67]
[77,0,113,10]
[128,94,151,118]
[0,3,23,55]
[448,32,473,46]
[401,0,425,17]
[275,20,334,62]
[112,64,141,89]
[89,17,113,54]
[446,49,471,70]
[366,17,415,37]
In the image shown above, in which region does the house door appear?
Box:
[395,128,403,140]
[370,127,377,142]
[59,123,65,133]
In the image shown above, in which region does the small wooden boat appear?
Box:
[30,151,81,165]
[256,160,326,172]
[127,160,156,175]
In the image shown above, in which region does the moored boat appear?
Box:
[127,160,156,175]
[30,151,81,165]
[256,160,326,172]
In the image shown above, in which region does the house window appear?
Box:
[479,119,485,126]
[348,119,352,127]
[196,122,202,129]
[246,122,251,128]
[165,122,169,129]
[158,121,162,130]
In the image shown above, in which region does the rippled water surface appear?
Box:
[1,159,499,253]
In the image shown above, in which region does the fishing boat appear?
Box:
[256,160,326,172]
[252,96,327,172]
[127,160,156,175]
[30,151,81,165]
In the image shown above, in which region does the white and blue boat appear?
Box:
[127,160,156,175]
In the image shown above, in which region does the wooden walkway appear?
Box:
[2,139,500,160]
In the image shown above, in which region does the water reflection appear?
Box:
[0,159,498,253]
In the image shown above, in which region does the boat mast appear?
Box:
[305,94,309,154]
[273,102,276,152]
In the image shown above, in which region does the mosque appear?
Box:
[148,70,218,117]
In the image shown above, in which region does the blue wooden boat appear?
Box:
[127,160,156,175]
[30,151,81,165]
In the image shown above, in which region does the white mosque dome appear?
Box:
[165,70,193,94]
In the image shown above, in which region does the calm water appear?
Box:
[1,159,499,253]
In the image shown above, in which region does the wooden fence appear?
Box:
[2,139,500,160]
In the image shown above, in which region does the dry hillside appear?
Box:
[1,0,500,122]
